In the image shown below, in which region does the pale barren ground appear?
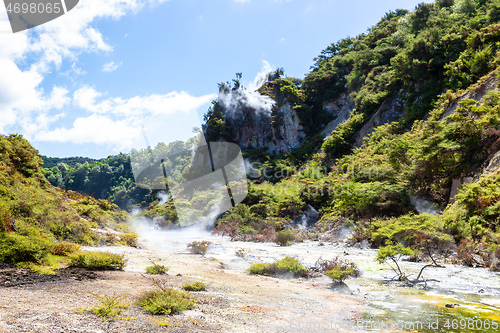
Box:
[0,242,377,333]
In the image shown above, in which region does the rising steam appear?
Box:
[217,60,277,119]
[217,87,275,118]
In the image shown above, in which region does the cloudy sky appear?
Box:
[0,0,428,158]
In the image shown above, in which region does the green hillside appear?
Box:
[37,0,500,269]
[0,134,133,267]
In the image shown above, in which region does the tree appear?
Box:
[232,73,242,89]
[376,243,414,281]
[376,242,444,287]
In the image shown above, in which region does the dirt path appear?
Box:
[0,243,367,333]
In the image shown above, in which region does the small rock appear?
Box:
[445,303,460,308]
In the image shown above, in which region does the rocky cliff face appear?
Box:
[225,102,305,154]
[353,94,406,147]
[320,93,355,137]
[218,87,306,154]
[441,71,500,119]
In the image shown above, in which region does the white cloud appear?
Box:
[35,87,215,149]
[0,0,183,150]
[73,86,214,117]
[74,86,103,111]
[102,61,123,72]
[36,114,142,150]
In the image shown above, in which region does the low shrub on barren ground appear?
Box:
[68,251,127,270]
[145,258,169,275]
[274,229,296,246]
[187,240,211,255]
[78,292,130,320]
[51,241,81,256]
[312,257,361,283]
[136,289,195,315]
[249,256,308,277]
[146,264,169,275]
[182,281,206,291]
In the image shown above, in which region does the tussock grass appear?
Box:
[136,289,195,315]
[146,264,169,275]
[68,251,126,270]
[182,281,206,291]
[89,292,129,319]
[249,256,308,277]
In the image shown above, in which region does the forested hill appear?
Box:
[0,134,135,267]
[41,156,97,169]
[40,0,500,268]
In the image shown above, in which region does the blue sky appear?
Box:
[0,0,430,159]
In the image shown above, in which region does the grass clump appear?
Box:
[275,229,296,246]
[136,289,195,315]
[118,233,138,247]
[154,318,180,327]
[146,264,169,275]
[182,281,206,292]
[51,241,81,256]
[249,256,308,277]
[68,251,127,270]
[0,229,54,264]
[326,267,355,282]
[187,240,211,255]
[16,260,58,275]
[88,292,129,320]
[313,257,361,283]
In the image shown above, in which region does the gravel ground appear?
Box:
[0,245,368,333]
[0,268,224,332]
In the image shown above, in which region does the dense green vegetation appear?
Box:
[8,0,500,271]
[42,156,97,169]
[208,0,500,268]
[0,134,131,268]
[43,138,197,210]
[43,153,149,209]
[68,251,127,270]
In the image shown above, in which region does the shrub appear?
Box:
[313,257,361,283]
[24,263,56,275]
[51,241,81,256]
[249,256,308,277]
[326,267,356,282]
[187,240,211,255]
[68,251,127,270]
[0,230,54,264]
[182,281,206,292]
[119,233,138,247]
[248,263,271,275]
[146,264,169,275]
[376,244,414,281]
[323,258,361,283]
[136,289,195,315]
[275,229,295,246]
[89,292,129,319]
